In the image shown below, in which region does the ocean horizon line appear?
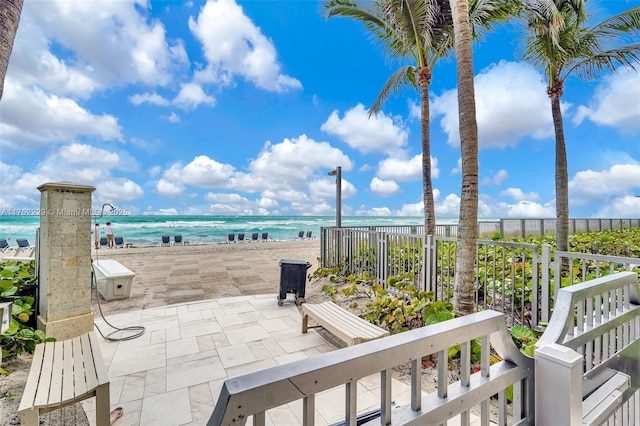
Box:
[0,215,501,247]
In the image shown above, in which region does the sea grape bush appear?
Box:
[0,260,55,362]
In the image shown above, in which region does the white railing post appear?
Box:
[377,232,387,287]
[423,235,433,292]
[540,244,551,324]
[535,343,583,426]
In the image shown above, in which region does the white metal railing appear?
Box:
[498,218,640,238]
[320,227,640,329]
[535,272,640,425]
[208,310,534,425]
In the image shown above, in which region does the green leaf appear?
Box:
[510,326,536,343]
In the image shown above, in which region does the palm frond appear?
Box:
[568,43,640,80]
[469,0,521,38]
[369,65,417,115]
[590,6,640,42]
[325,0,412,59]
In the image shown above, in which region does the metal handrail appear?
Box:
[208,310,534,425]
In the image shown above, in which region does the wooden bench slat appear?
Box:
[33,341,55,406]
[72,335,88,397]
[308,304,381,339]
[89,330,109,385]
[62,337,75,402]
[17,343,45,411]
[82,332,100,392]
[302,302,389,346]
[48,339,64,404]
[304,303,384,337]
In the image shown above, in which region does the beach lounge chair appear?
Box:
[161,235,171,247]
[251,232,259,242]
[237,233,245,243]
[114,236,124,248]
[297,231,305,240]
[99,237,108,248]
[174,235,184,245]
[0,238,11,252]
[305,230,313,239]
[260,232,270,242]
[227,233,235,244]
[16,238,30,248]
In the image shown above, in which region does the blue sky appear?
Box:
[1,0,639,218]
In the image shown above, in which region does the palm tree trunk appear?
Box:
[551,93,569,253]
[419,69,436,237]
[451,0,479,317]
[0,0,24,100]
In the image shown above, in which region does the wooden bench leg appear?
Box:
[96,382,111,426]
[302,313,309,333]
[20,408,39,426]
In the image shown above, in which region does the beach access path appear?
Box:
[90,239,321,315]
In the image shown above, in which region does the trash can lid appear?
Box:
[279,259,312,266]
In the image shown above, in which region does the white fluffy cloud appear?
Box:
[0,143,144,208]
[129,92,171,106]
[499,187,540,202]
[569,164,640,200]
[157,179,184,197]
[15,0,187,92]
[165,155,236,188]
[497,200,556,218]
[369,177,400,197]
[321,104,409,156]
[573,69,640,132]
[432,61,559,148]
[97,179,145,202]
[246,134,352,190]
[0,80,123,150]
[156,134,355,214]
[173,83,216,109]
[189,0,301,92]
[377,154,438,181]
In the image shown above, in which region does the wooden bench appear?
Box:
[18,331,110,426]
[301,301,389,346]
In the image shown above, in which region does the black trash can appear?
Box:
[278,259,312,306]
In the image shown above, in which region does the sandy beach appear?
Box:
[89,239,322,315]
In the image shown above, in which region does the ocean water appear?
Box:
[0,215,458,247]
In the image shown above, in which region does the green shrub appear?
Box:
[0,260,55,360]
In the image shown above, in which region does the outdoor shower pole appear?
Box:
[336,166,342,228]
[328,166,342,228]
[328,166,342,265]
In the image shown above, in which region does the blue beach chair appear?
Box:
[16,238,30,248]
[114,236,125,248]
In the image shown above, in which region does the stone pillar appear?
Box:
[37,182,95,340]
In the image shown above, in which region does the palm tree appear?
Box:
[325,0,514,236]
[450,0,479,317]
[520,0,640,253]
[0,0,24,100]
